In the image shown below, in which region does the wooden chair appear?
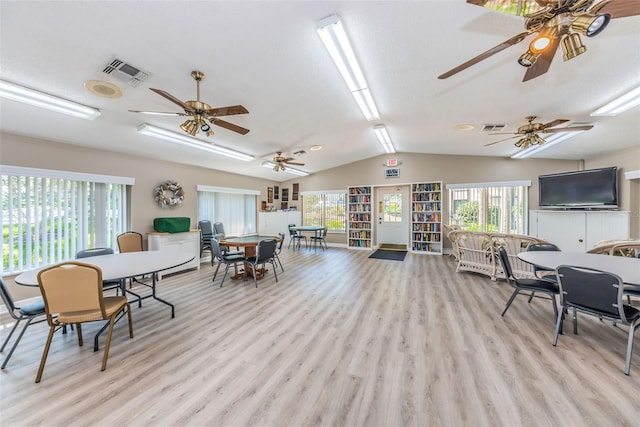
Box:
[35,261,133,383]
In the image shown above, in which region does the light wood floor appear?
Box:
[1,247,639,426]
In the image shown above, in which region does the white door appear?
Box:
[376,186,409,248]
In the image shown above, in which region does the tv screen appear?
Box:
[539,167,618,209]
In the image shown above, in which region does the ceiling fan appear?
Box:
[439,0,640,82]
[271,152,305,172]
[130,70,249,137]
[485,116,594,149]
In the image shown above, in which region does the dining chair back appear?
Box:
[35,261,133,382]
[211,238,245,287]
[310,227,328,251]
[288,224,306,250]
[0,278,46,369]
[75,247,122,294]
[275,232,285,272]
[246,238,279,287]
[212,222,243,256]
[117,231,143,253]
[198,220,214,258]
[554,265,640,375]
[527,242,561,282]
[497,246,559,318]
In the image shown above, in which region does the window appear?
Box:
[446,181,530,234]
[197,185,258,236]
[301,191,346,232]
[1,166,132,274]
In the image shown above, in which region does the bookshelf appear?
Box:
[411,182,442,254]
[347,186,372,249]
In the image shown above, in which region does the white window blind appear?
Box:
[197,186,257,236]
[2,168,131,273]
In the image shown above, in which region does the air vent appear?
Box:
[102,58,151,87]
[482,124,507,132]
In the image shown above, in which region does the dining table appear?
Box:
[218,235,282,280]
[290,225,325,250]
[14,250,195,319]
[518,251,640,286]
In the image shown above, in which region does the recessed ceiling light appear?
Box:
[455,124,474,131]
[84,80,122,99]
[310,145,323,151]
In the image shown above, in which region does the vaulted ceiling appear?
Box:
[1,1,638,180]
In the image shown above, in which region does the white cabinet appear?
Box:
[258,211,302,238]
[147,230,200,279]
[529,210,630,251]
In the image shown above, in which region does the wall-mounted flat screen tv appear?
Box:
[538,167,618,209]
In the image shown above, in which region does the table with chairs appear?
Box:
[288,225,326,251]
[517,249,640,375]
[217,235,282,286]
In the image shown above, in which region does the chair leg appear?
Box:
[35,326,57,383]
[573,308,578,334]
[220,264,231,288]
[272,260,278,282]
[528,291,535,303]
[101,317,116,371]
[213,260,222,282]
[126,304,134,339]
[251,264,258,288]
[1,317,35,369]
[624,320,638,375]
[77,323,84,347]
[550,293,558,319]
[276,254,284,272]
[501,289,520,317]
[552,306,564,346]
[0,317,21,352]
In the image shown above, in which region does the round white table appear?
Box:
[15,250,195,318]
[518,251,640,285]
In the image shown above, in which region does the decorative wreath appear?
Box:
[153,180,184,208]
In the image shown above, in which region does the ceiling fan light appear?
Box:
[561,33,586,61]
[530,36,551,53]
[201,122,211,132]
[517,51,538,67]
[572,13,610,37]
[180,119,194,133]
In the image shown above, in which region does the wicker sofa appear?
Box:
[447,230,548,281]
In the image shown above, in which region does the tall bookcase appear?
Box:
[411,182,442,254]
[347,186,373,249]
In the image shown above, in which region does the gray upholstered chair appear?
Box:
[554,265,640,375]
[0,278,46,369]
[245,238,279,288]
[211,238,245,287]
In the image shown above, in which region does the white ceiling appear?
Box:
[1,1,639,180]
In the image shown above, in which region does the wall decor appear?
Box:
[274,185,279,200]
[282,188,289,202]
[268,187,273,203]
[153,180,184,208]
[292,183,299,201]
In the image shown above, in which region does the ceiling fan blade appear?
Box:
[128,110,187,116]
[484,135,518,146]
[438,32,530,79]
[488,132,519,136]
[284,161,305,166]
[149,88,193,111]
[541,119,569,129]
[544,125,594,133]
[210,118,250,135]
[590,0,640,18]
[206,105,249,117]
[522,33,560,82]
[466,0,538,16]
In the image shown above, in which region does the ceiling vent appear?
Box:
[482,124,507,132]
[102,58,151,87]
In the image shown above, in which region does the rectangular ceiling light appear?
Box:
[373,124,395,154]
[511,132,582,159]
[0,79,101,120]
[591,86,640,116]
[317,14,380,121]
[261,161,309,176]
[137,123,254,161]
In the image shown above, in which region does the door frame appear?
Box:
[374,185,410,249]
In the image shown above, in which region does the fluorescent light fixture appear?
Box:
[261,161,309,176]
[137,123,253,161]
[0,79,101,120]
[591,86,640,116]
[511,132,582,159]
[373,124,395,154]
[317,14,380,121]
